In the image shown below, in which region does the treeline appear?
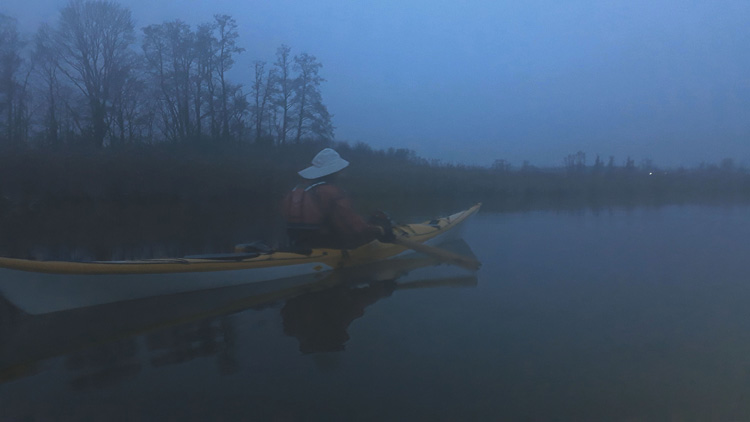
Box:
[0,141,447,260]
[0,141,749,260]
[0,1,333,148]
[495,151,743,175]
[1,139,748,215]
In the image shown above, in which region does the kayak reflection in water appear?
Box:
[0,238,478,383]
[281,148,394,252]
[281,279,397,353]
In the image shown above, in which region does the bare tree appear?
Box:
[492,159,511,173]
[0,14,25,145]
[625,156,635,171]
[141,16,246,144]
[193,23,215,138]
[110,64,149,144]
[33,23,63,145]
[142,20,196,142]
[226,82,249,140]
[307,98,334,142]
[292,53,333,142]
[250,61,276,143]
[564,151,586,172]
[196,22,220,138]
[273,44,293,145]
[593,154,604,173]
[53,0,135,147]
[213,15,243,139]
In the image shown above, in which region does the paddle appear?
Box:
[371,209,480,271]
[393,237,481,271]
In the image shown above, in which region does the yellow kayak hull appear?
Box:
[0,203,481,275]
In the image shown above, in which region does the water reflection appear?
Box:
[282,280,397,353]
[145,315,240,376]
[66,339,141,391]
[0,239,477,387]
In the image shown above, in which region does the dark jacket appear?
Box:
[281,181,380,250]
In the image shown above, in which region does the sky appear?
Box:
[3,0,750,168]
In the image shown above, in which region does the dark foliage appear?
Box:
[1,142,748,260]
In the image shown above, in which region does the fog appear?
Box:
[5,4,750,420]
[3,0,750,167]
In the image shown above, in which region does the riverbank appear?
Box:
[1,141,748,259]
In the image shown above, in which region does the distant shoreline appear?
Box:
[1,142,748,260]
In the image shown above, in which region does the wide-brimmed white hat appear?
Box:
[298,148,350,179]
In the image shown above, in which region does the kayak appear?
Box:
[0,203,481,314]
[0,239,478,382]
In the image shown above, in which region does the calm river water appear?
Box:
[2,204,750,421]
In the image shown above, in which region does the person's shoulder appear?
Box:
[313,182,341,192]
[313,183,347,198]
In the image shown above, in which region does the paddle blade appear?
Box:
[394,238,481,271]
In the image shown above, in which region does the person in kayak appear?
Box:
[281,148,394,251]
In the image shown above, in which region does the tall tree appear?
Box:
[292,53,333,142]
[273,44,293,145]
[250,60,276,143]
[53,0,135,147]
[142,20,196,142]
[213,15,243,139]
[193,23,215,138]
[33,23,63,145]
[110,63,149,144]
[225,82,248,140]
[0,14,25,145]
